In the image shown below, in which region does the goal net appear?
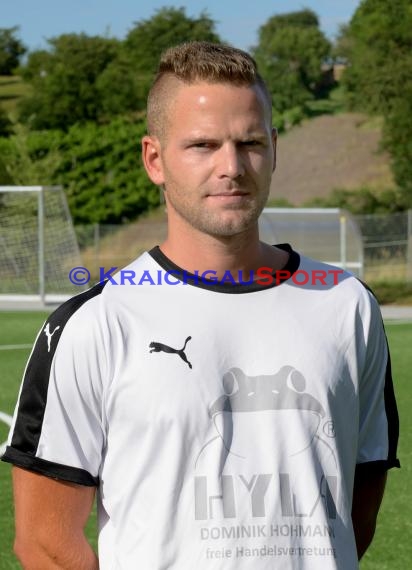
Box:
[0,186,84,302]
[259,208,364,277]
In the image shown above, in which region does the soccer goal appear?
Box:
[0,186,84,304]
[259,208,364,277]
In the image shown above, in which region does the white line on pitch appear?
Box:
[0,344,32,351]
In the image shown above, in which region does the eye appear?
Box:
[240,140,262,147]
[190,141,216,150]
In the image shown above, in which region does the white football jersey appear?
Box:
[3,244,399,570]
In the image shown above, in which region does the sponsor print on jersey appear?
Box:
[149,336,193,369]
[194,366,339,563]
[43,323,61,353]
[0,411,13,457]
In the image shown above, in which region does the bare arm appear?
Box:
[351,468,387,560]
[12,467,98,570]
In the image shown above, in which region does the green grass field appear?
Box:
[0,311,410,568]
[0,76,31,115]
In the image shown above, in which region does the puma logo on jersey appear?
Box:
[149,336,192,369]
[44,323,60,352]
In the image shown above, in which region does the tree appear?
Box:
[341,0,412,204]
[258,9,319,30]
[96,54,145,117]
[20,49,53,81]
[18,34,120,129]
[123,7,221,98]
[0,105,13,184]
[55,118,159,223]
[0,122,62,185]
[0,117,159,223]
[0,27,26,75]
[18,8,221,129]
[341,0,412,115]
[0,106,13,137]
[383,89,412,201]
[252,9,331,112]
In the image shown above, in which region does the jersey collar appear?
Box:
[148,244,300,294]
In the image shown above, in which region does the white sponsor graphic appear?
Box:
[44,323,60,352]
[0,411,13,457]
[194,366,339,562]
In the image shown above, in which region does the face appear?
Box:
[142,81,277,238]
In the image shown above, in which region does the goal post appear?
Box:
[0,186,84,304]
[259,208,364,277]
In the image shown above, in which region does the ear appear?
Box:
[141,135,165,186]
[271,127,278,173]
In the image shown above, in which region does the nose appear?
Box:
[215,143,245,180]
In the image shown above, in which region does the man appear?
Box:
[3,41,399,569]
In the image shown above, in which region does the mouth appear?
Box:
[206,191,250,202]
[207,189,249,197]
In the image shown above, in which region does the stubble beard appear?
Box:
[165,184,269,238]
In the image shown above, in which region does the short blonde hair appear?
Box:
[147,41,272,140]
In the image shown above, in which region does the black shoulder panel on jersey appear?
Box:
[4,281,108,462]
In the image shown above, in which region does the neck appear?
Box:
[160,217,288,280]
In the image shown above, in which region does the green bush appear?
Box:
[283,106,305,128]
[304,187,408,215]
[368,281,412,305]
[0,106,12,137]
[0,116,160,223]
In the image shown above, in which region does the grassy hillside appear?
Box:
[0,76,31,115]
[270,113,393,205]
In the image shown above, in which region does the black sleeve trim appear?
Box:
[383,348,400,468]
[356,459,400,477]
[1,446,99,486]
[9,280,108,456]
[357,280,401,470]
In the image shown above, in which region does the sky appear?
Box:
[2,0,362,53]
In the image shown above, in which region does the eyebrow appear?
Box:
[182,132,268,144]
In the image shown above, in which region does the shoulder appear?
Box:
[18,281,111,400]
[46,250,158,354]
[299,254,377,301]
[293,254,382,336]
[43,280,109,350]
[51,250,154,332]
